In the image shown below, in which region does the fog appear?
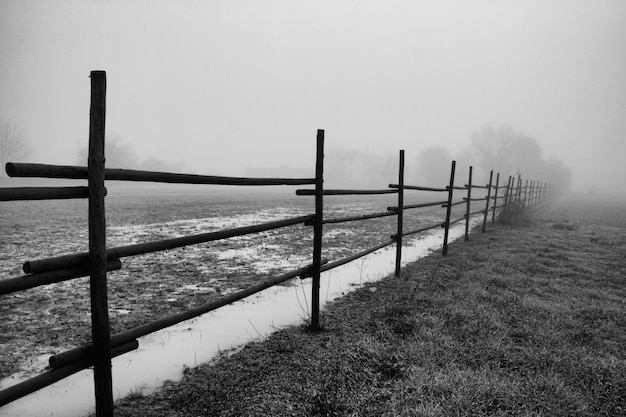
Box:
[1,1,625,193]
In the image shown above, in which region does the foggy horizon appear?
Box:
[1,1,625,194]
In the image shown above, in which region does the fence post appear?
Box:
[464,166,472,241]
[491,172,499,223]
[523,179,529,207]
[87,71,113,417]
[310,129,324,331]
[516,175,522,203]
[394,150,405,278]
[528,180,534,206]
[482,170,493,233]
[442,160,456,256]
[503,176,511,207]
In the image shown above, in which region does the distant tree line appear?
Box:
[417,125,572,192]
[75,134,183,173]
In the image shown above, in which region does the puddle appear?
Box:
[0,220,477,417]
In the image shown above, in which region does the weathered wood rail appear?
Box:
[0,71,553,416]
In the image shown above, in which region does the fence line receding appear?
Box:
[0,70,553,416]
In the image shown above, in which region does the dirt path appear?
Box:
[105,194,625,416]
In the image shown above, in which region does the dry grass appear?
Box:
[109,194,626,416]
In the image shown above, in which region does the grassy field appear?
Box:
[109,194,625,416]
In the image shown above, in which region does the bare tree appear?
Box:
[76,134,138,168]
[0,119,30,176]
[415,146,452,186]
[470,124,571,192]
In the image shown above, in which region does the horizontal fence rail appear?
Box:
[320,239,395,273]
[0,70,553,416]
[387,200,449,211]
[388,184,448,192]
[22,215,315,274]
[6,162,316,186]
[0,186,93,201]
[397,221,445,239]
[296,188,398,196]
[0,260,122,295]
[47,260,325,371]
[0,340,139,407]
[314,210,396,225]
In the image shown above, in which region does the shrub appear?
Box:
[497,200,533,226]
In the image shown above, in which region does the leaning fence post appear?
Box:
[464,166,472,241]
[491,172,499,223]
[504,175,512,207]
[482,170,493,233]
[88,70,113,417]
[523,179,529,207]
[394,150,405,278]
[442,160,456,256]
[310,129,324,331]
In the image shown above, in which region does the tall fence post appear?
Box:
[442,160,456,256]
[464,166,472,241]
[482,170,493,233]
[528,180,534,206]
[504,175,513,206]
[491,172,499,223]
[87,70,113,417]
[394,150,405,278]
[310,129,324,331]
[516,175,522,203]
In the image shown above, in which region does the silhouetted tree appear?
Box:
[76,134,138,168]
[139,157,183,173]
[415,146,452,186]
[470,124,571,192]
[470,125,542,177]
[0,119,30,176]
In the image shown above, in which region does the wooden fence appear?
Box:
[0,71,553,416]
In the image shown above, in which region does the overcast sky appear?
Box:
[1,0,625,193]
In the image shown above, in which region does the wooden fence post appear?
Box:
[535,181,540,203]
[464,166,472,241]
[491,172,499,223]
[516,175,522,203]
[442,160,456,256]
[523,179,529,206]
[88,71,113,417]
[505,176,513,207]
[394,150,405,278]
[310,129,324,331]
[482,170,493,233]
